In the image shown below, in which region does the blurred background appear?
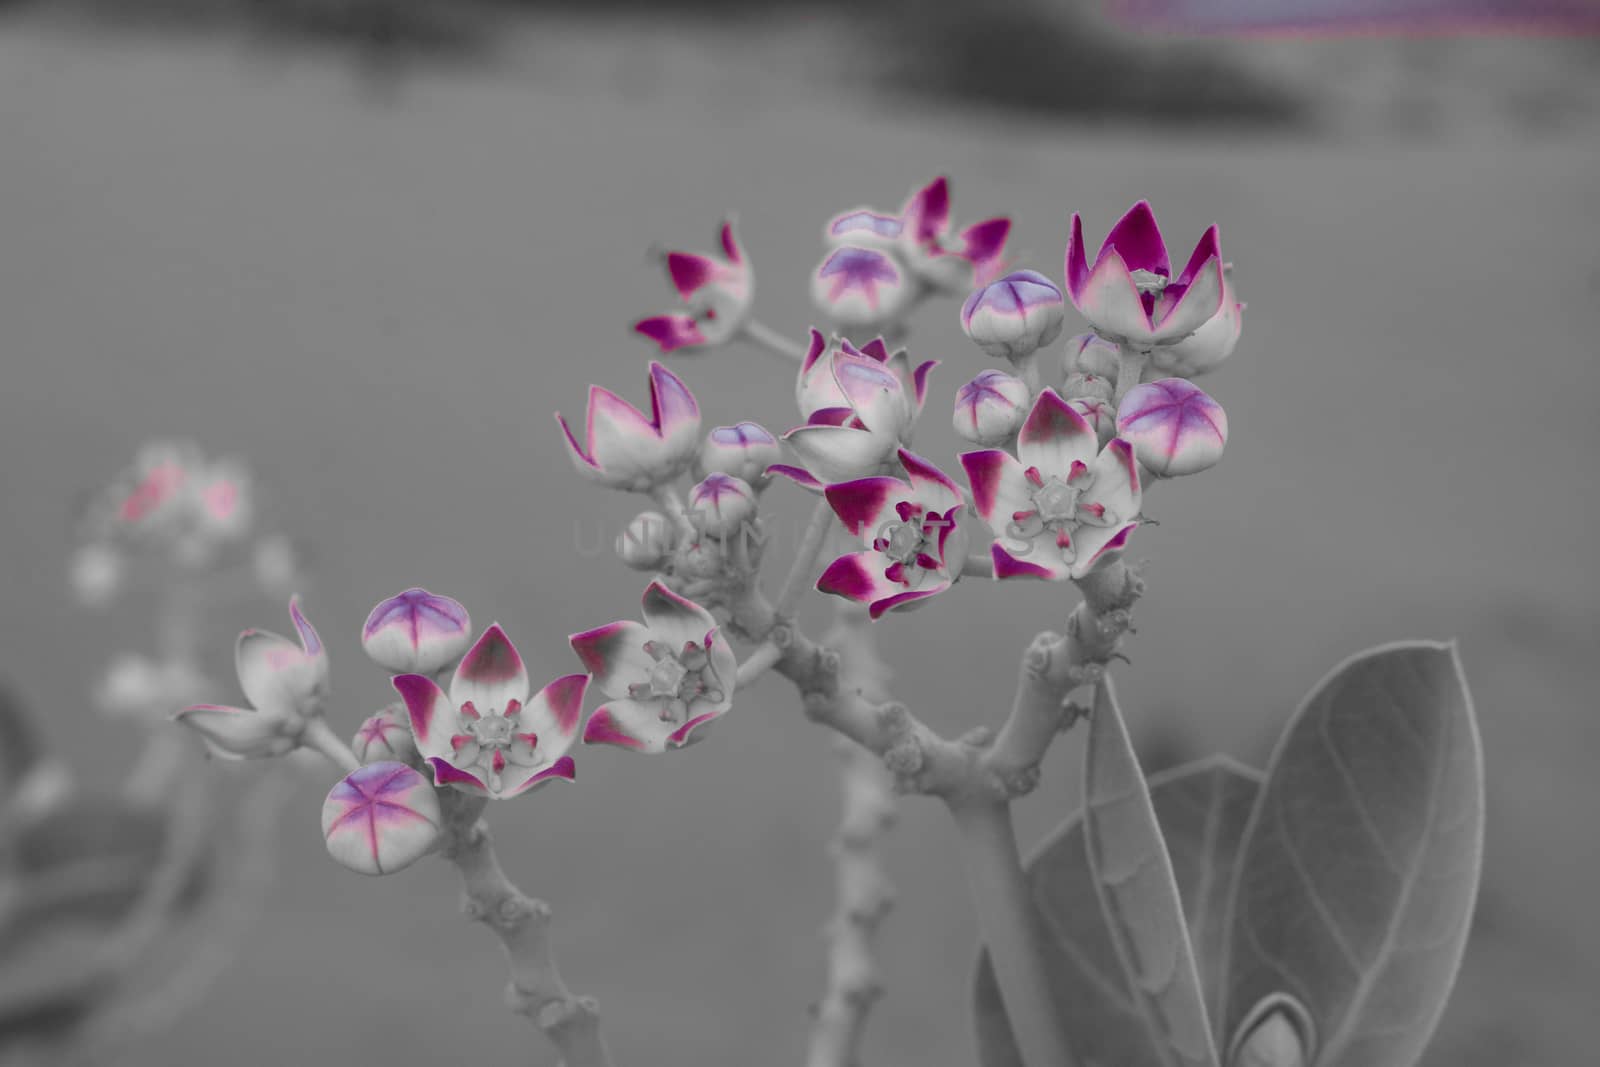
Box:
[1,1,1597,1064]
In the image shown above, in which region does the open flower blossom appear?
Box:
[1147,265,1244,379]
[810,245,915,330]
[774,337,935,490]
[1065,200,1225,350]
[393,626,585,798]
[176,597,328,759]
[361,587,472,676]
[634,219,753,354]
[1116,377,1229,477]
[961,269,1065,363]
[961,390,1141,581]
[825,176,1010,293]
[816,449,967,619]
[570,581,736,753]
[557,362,702,491]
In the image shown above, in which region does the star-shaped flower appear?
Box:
[825,176,1010,293]
[816,450,967,619]
[570,581,736,753]
[961,390,1141,580]
[393,626,585,798]
[557,362,702,491]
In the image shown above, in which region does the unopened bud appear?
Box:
[1062,372,1115,403]
[1116,378,1228,477]
[960,270,1065,363]
[361,588,472,675]
[616,511,677,570]
[1061,332,1120,380]
[701,422,782,490]
[953,370,1030,446]
[689,473,758,538]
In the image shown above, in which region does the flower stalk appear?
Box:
[740,318,809,362]
[443,798,614,1067]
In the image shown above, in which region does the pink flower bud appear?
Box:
[960,270,1065,363]
[615,511,677,570]
[701,422,782,490]
[1062,372,1115,403]
[810,246,915,331]
[1069,397,1118,447]
[1150,269,1243,378]
[322,762,442,876]
[1232,1011,1307,1067]
[689,473,758,538]
[1116,378,1228,477]
[362,588,472,675]
[1061,332,1122,380]
[952,370,1030,446]
[352,704,420,766]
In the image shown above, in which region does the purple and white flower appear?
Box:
[1115,378,1229,477]
[816,450,967,620]
[810,246,915,330]
[776,337,935,490]
[1148,267,1244,378]
[634,219,753,353]
[961,390,1141,581]
[1065,201,1225,350]
[361,587,472,676]
[1069,396,1119,447]
[176,597,328,759]
[393,626,585,798]
[961,270,1065,363]
[1061,332,1121,380]
[557,362,702,491]
[570,581,737,753]
[953,370,1031,447]
[825,176,1011,293]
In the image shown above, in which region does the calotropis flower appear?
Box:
[361,587,472,675]
[794,330,934,423]
[952,369,1031,447]
[774,340,933,490]
[176,597,328,759]
[960,390,1141,581]
[557,362,701,491]
[393,626,585,798]
[634,219,753,354]
[816,449,968,619]
[810,245,915,331]
[825,176,1011,293]
[570,581,736,753]
[1065,200,1225,350]
[1147,266,1244,379]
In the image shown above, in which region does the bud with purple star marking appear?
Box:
[361,588,472,676]
[960,270,1065,364]
[953,370,1030,447]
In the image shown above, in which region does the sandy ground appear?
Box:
[1,19,1597,1067]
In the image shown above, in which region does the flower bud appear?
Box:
[322,762,442,876]
[1061,332,1120,380]
[701,422,782,490]
[953,370,1030,446]
[1151,269,1242,379]
[810,246,915,331]
[960,270,1065,363]
[362,588,472,675]
[1069,397,1118,447]
[615,511,677,570]
[1116,378,1228,477]
[689,473,758,538]
[352,704,419,766]
[556,363,702,492]
[1062,372,1115,403]
[677,537,727,580]
[1232,1011,1306,1067]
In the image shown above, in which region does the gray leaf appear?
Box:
[1218,642,1483,1067]
[975,750,1261,1067]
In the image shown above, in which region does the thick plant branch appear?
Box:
[442,802,613,1067]
[981,560,1144,790]
[806,605,898,1067]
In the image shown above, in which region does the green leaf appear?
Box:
[1218,642,1483,1067]
[1083,678,1221,1067]
[975,754,1262,1067]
